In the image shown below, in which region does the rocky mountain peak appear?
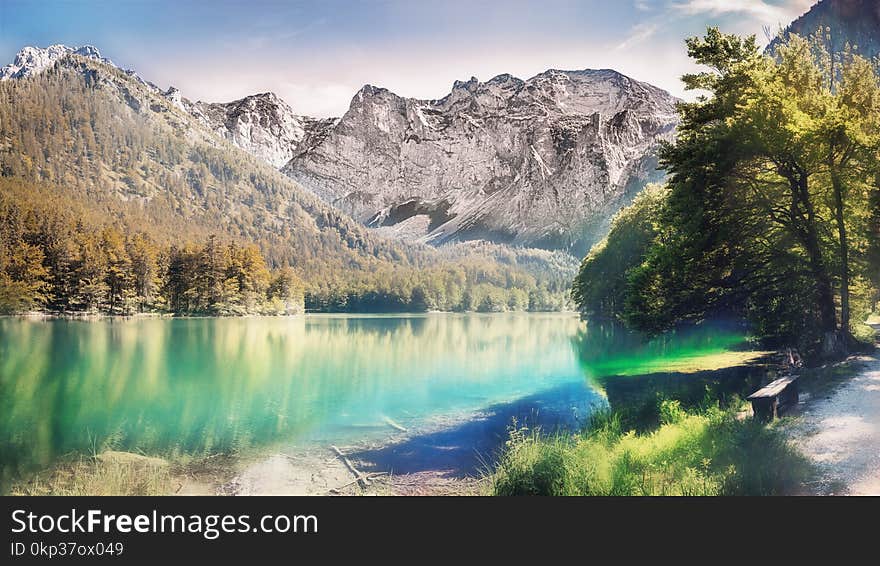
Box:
[188,91,322,168]
[0,43,162,95]
[451,76,480,91]
[353,84,396,103]
[163,86,186,111]
[0,44,111,80]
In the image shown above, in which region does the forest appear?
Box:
[0,178,570,315]
[0,55,573,315]
[573,28,880,360]
[0,178,302,315]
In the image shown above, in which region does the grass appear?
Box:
[853,320,879,345]
[7,449,240,496]
[492,400,812,496]
[10,453,175,496]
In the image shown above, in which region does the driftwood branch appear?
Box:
[328,472,389,494]
[331,445,371,488]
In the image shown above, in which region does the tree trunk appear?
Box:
[830,165,851,349]
[790,170,842,357]
[870,176,880,314]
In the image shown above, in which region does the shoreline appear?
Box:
[7,380,599,496]
[7,412,500,496]
[2,310,577,321]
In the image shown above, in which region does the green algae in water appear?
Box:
[573,321,761,378]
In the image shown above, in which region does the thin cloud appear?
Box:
[615,22,660,50]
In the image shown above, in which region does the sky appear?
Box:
[0,0,817,117]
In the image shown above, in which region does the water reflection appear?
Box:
[0,314,595,490]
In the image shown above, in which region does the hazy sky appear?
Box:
[0,0,816,117]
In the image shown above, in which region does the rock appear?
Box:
[0,44,109,80]
[189,92,328,168]
[0,44,160,93]
[163,86,186,112]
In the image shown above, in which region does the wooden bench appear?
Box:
[748,375,799,421]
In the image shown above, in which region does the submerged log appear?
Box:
[381,415,408,432]
[329,472,388,494]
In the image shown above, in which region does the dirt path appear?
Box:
[787,350,880,495]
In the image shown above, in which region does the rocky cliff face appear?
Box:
[188,93,333,168]
[767,0,880,60]
[283,69,679,254]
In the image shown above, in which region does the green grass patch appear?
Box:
[492,401,811,496]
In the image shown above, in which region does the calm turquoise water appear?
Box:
[0,314,758,490]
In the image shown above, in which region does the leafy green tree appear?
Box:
[573,28,880,360]
[572,185,667,318]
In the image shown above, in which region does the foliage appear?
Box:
[492,402,811,496]
[0,179,303,315]
[571,184,668,318]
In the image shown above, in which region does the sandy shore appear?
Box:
[214,448,486,496]
[177,420,496,496]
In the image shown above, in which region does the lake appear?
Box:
[0,313,770,492]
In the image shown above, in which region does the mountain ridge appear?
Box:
[0,43,679,255]
[283,67,679,255]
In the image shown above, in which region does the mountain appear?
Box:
[0,45,327,169]
[2,45,677,257]
[188,93,336,168]
[768,0,880,60]
[283,69,679,255]
[0,49,395,270]
[0,48,575,311]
